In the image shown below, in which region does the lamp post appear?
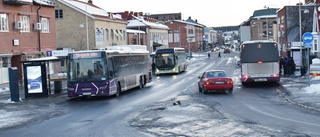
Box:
[299,2,310,74]
[266,18,269,40]
[85,0,89,50]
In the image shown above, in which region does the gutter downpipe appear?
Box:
[37,6,42,57]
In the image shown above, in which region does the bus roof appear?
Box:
[155,48,185,53]
[242,40,277,44]
[68,45,149,55]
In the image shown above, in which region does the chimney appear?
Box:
[88,0,92,4]
[195,19,197,23]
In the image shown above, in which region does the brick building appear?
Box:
[0,0,57,83]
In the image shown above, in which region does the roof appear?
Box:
[127,15,169,29]
[33,0,56,6]
[171,20,206,28]
[126,29,145,34]
[185,17,206,27]
[57,0,121,20]
[252,8,278,18]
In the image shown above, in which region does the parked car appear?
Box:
[198,70,233,94]
[223,48,231,53]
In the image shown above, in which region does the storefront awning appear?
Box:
[153,42,162,47]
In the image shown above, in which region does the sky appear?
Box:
[91,0,302,27]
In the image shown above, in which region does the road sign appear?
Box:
[302,32,314,43]
[304,42,312,48]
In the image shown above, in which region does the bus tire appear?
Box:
[116,83,121,97]
[139,77,144,89]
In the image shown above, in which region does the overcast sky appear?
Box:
[91,0,301,27]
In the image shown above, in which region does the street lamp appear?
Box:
[299,2,310,73]
[85,0,89,50]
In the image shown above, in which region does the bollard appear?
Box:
[9,67,19,102]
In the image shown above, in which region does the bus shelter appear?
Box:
[21,56,66,98]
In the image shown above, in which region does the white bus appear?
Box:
[154,48,188,75]
[240,41,280,86]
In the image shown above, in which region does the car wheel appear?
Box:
[226,89,233,94]
[198,86,202,92]
[203,89,208,94]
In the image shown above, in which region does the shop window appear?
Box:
[0,57,9,67]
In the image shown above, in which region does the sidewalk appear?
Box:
[279,75,320,111]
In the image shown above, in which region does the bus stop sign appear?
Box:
[302,32,314,44]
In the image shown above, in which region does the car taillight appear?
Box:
[226,80,233,84]
[205,80,214,85]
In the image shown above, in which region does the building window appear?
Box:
[188,29,194,34]
[119,30,123,41]
[123,30,126,41]
[55,9,63,19]
[111,29,114,41]
[19,15,30,32]
[0,57,9,67]
[0,13,9,32]
[115,30,119,41]
[41,17,49,33]
[105,29,109,41]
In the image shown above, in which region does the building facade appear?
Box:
[0,0,57,83]
[54,0,127,51]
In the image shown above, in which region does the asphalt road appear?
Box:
[1,51,320,137]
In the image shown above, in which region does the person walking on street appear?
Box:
[208,52,211,58]
[218,52,221,58]
[152,61,156,75]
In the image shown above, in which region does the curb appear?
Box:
[278,82,320,112]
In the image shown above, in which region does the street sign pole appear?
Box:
[302,32,314,85]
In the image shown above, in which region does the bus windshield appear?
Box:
[155,53,175,69]
[68,58,107,82]
[241,42,279,63]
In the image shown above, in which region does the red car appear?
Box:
[198,70,233,94]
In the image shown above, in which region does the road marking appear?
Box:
[244,103,320,127]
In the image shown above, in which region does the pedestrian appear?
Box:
[152,61,156,75]
[286,57,291,76]
[289,57,295,75]
[218,52,221,58]
[283,57,287,76]
[279,56,285,76]
[208,52,211,58]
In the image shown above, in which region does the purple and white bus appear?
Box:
[66,45,152,98]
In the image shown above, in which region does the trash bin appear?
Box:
[54,81,62,94]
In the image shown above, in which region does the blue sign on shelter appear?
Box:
[302,32,314,43]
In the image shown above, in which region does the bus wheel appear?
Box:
[116,83,121,97]
[139,77,144,89]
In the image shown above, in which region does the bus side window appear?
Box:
[107,58,115,78]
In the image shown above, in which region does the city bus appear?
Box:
[66,45,152,98]
[154,48,187,75]
[240,41,280,86]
